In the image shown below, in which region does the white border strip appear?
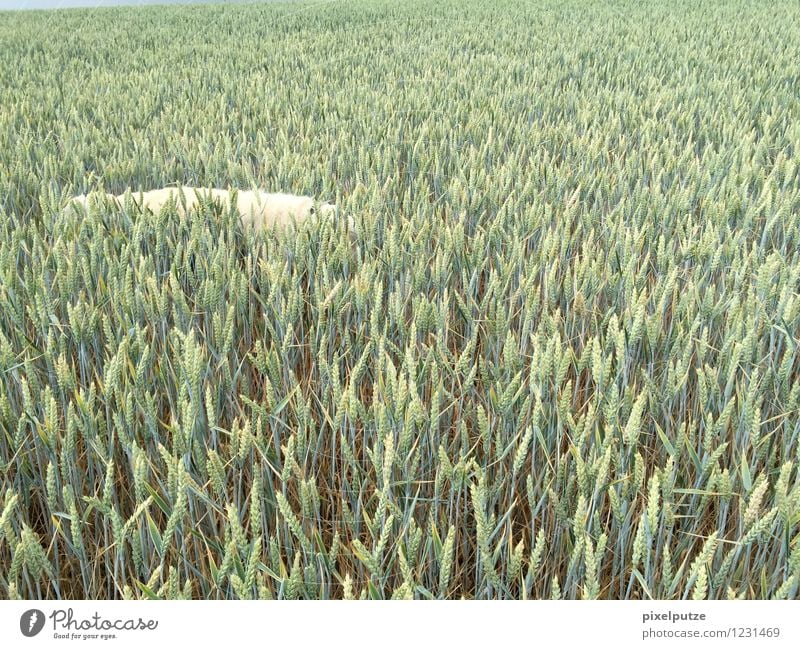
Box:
[1,600,798,648]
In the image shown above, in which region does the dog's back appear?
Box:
[66,187,347,233]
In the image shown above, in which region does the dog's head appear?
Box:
[316,200,356,234]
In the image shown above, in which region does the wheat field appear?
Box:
[0,0,799,600]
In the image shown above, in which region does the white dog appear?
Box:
[68,187,348,231]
